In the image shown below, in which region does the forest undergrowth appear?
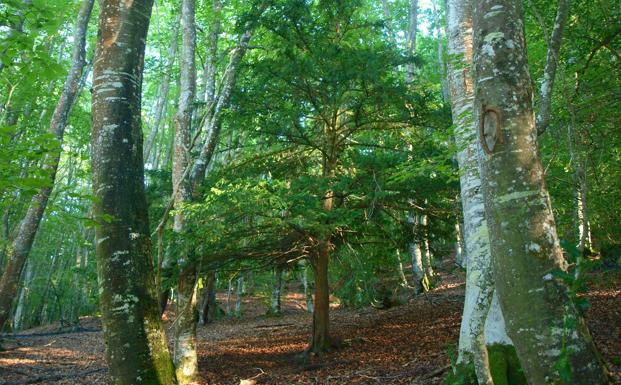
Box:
[0,270,619,385]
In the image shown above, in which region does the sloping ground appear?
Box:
[0,271,619,385]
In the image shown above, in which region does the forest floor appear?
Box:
[0,269,620,385]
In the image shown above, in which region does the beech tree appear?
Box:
[445,1,513,384]
[472,1,609,383]
[0,0,94,331]
[91,0,176,384]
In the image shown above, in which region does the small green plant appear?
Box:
[441,345,477,385]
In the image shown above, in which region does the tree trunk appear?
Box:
[454,221,465,268]
[235,275,243,317]
[446,1,513,384]
[432,0,449,101]
[472,2,609,384]
[0,0,94,332]
[309,147,338,353]
[409,235,425,293]
[302,261,314,313]
[409,215,427,294]
[226,278,232,315]
[34,248,59,327]
[199,270,217,325]
[91,0,177,383]
[173,265,198,385]
[144,15,181,164]
[310,242,331,353]
[405,0,419,84]
[171,1,198,383]
[202,0,222,107]
[189,28,256,190]
[396,249,409,287]
[536,0,570,136]
[380,0,396,43]
[270,264,284,315]
[420,213,434,278]
[12,261,33,331]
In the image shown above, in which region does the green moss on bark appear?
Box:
[488,344,527,385]
[443,344,527,385]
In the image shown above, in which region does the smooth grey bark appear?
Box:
[270,264,284,315]
[0,0,94,332]
[226,277,233,315]
[302,261,313,313]
[566,95,590,278]
[445,1,512,384]
[12,261,33,331]
[171,0,199,383]
[420,213,434,277]
[189,28,255,191]
[91,0,177,383]
[409,216,426,293]
[235,275,244,317]
[534,0,570,136]
[202,0,222,107]
[472,1,609,384]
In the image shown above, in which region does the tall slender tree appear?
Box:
[472,1,609,383]
[0,0,94,332]
[445,1,512,383]
[171,0,199,383]
[91,0,177,383]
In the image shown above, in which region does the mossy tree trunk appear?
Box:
[472,1,609,384]
[445,1,513,384]
[91,0,176,383]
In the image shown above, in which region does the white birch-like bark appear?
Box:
[472,1,608,383]
[535,0,570,136]
[445,1,511,384]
